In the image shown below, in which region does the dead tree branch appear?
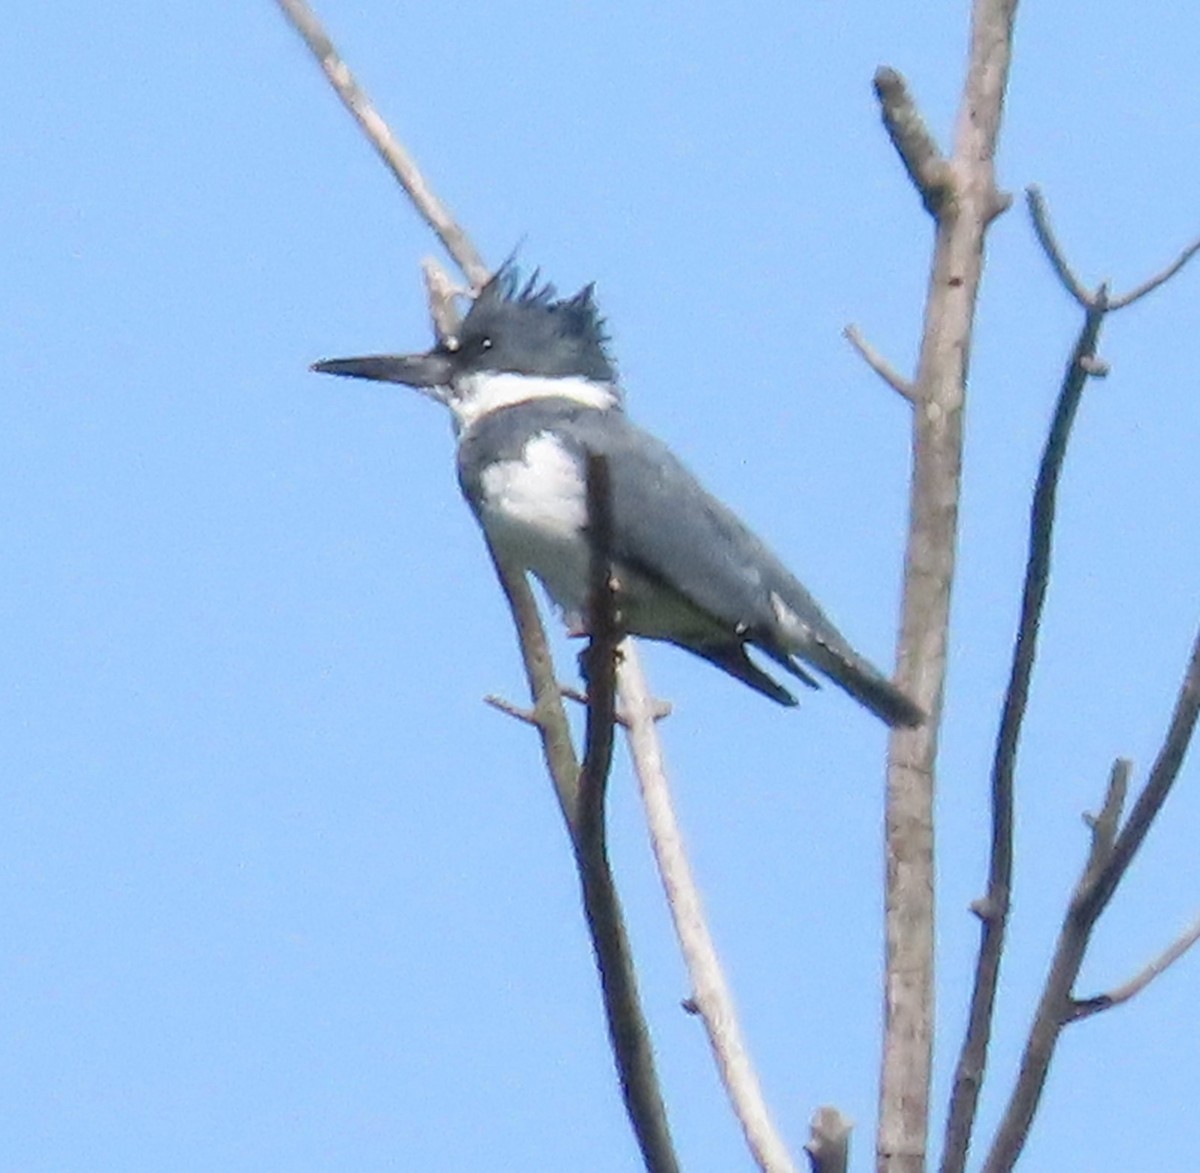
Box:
[940,280,1108,1173]
[873,5,1020,1172]
[1028,187,1200,314]
[943,184,1200,1173]
[572,457,680,1173]
[981,631,1200,1173]
[843,324,916,402]
[275,0,488,287]
[1069,911,1200,1021]
[617,641,798,1173]
[1025,187,1092,309]
[278,3,679,1168]
[873,68,954,217]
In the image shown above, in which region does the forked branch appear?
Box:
[981,632,1200,1173]
[944,188,1200,1173]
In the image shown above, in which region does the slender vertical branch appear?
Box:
[875,6,1019,1173]
[578,454,619,839]
[570,456,680,1173]
[940,290,1107,1173]
[942,186,1200,1171]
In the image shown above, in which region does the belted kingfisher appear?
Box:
[313,266,922,726]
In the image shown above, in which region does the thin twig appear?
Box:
[1079,628,1200,922]
[483,694,540,726]
[1026,187,1092,309]
[421,257,466,339]
[981,633,1200,1173]
[275,0,489,288]
[561,685,674,726]
[1028,186,1200,313]
[843,325,915,402]
[1082,759,1131,883]
[875,6,1020,1171]
[1109,236,1200,310]
[940,283,1108,1173]
[485,545,582,824]
[618,642,798,1173]
[1069,912,1200,1021]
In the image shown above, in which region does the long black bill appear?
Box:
[310,351,454,389]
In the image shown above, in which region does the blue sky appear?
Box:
[4,3,1199,1170]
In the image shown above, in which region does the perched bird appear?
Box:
[313,266,922,726]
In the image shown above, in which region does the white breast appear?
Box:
[478,433,591,614]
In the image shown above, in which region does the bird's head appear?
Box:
[313,265,620,431]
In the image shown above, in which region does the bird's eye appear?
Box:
[480,336,493,350]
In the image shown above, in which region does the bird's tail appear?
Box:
[793,640,924,728]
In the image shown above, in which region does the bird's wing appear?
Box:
[562,409,923,726]
[562,410,841,652]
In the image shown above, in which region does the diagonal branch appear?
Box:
[1077,628,1200,923]
[843,324,916,403]
[617,643,799,1173]
[873,68,954,217]
[277,4,680,1167]
[1108,236,1200,310]
[275,0,489,288]
[942,181,1200,1173]
[1026,187,1092,309]
[1069,911,1200,1021]
[1028,185,1200,314]
[980,629,1200,1173]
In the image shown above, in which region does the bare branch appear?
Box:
[618,643,798,1173]
[483,694,540,726]
[873,67,954,216]
[843,324,915,402]
[1108,235,1200,310]
[1070,912,1200,1021]
[421,256,465,339]
[877,5,1019,1171]
[1079,759,1130,888]
[805,1106,853,1173]
[1079,628,1200,921]
[566,458,681,1173]
[280,3,682,1162]
[1028,185,1200,314]
[561,685,674,726]
[1026,186,1093,309]
[577,453,620,841]
[941,276,1108,1173]
[981,631,1200,1173]
[275,0,489,288]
